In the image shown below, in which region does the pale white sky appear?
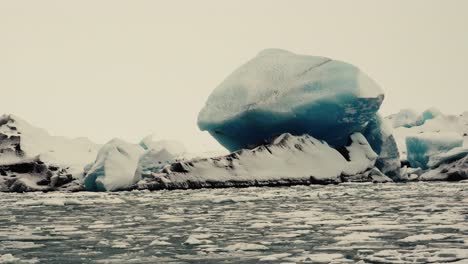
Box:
[1,0,467,152]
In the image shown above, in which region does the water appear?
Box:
[1,182,467,263]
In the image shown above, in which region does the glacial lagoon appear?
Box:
[1,182,467,263]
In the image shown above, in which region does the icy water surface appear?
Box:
[1,182,468,263]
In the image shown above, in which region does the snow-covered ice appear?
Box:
[0,114,99,175]
[387,109,468,162]
[138,132,391,190]
[83,139,144,191]
[0,114,100,192]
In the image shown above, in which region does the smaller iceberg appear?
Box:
[137,136,187,178]
[84,139,144,191]
[427,147,468,169]
[406,132,463,169]
[387,109,467,163]
[386,108,442,129]
[139,135,187,155]
[420,155,468,181]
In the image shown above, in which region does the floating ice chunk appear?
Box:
[225,242,269,251]
[150,240,171,246]
[399,233,449,242]
[428,147,468,168]
[285,253,344,263]
[406,132,463,169]
[198,49,384,151]
[0,254,20,263]
[83,139,144,191]
[0,254,37,264]
[258,253,291,261]
[336,232,382,244]
[183,236,203,245]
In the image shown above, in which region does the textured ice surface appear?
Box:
[0,115,100,192]
[0,114,99,175]
[84,139,144,191]
[138,133,388,190]
[198,49,384,152]
[387,110,468,161]
[406,133,463,169]
[1,183,467,263]
[139,135,186,155]
[386,108,442,129]
[420,155,468,181]
[428,147,468,168]
[362,115,401,179]
[137,137,187,177]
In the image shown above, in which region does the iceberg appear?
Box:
[0,114,99,173]
[386,108,441,129]
[427,147,468,168]
[137,136,188,177]
[362,115,401,179]
[387,109,468,162]
[197,49,384,152]
[139,135,187,155]
[406,132,463,169]
[0,114,100,192]
[136,133,391,191]
[84,139,144,191]
[420,155,468,181]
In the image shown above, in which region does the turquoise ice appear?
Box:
[406,133,463,169]
[198,49,385,152]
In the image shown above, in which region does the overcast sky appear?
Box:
[1,0,467,151]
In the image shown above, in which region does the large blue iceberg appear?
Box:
[198,49,400,177]
[198,49,385,152]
